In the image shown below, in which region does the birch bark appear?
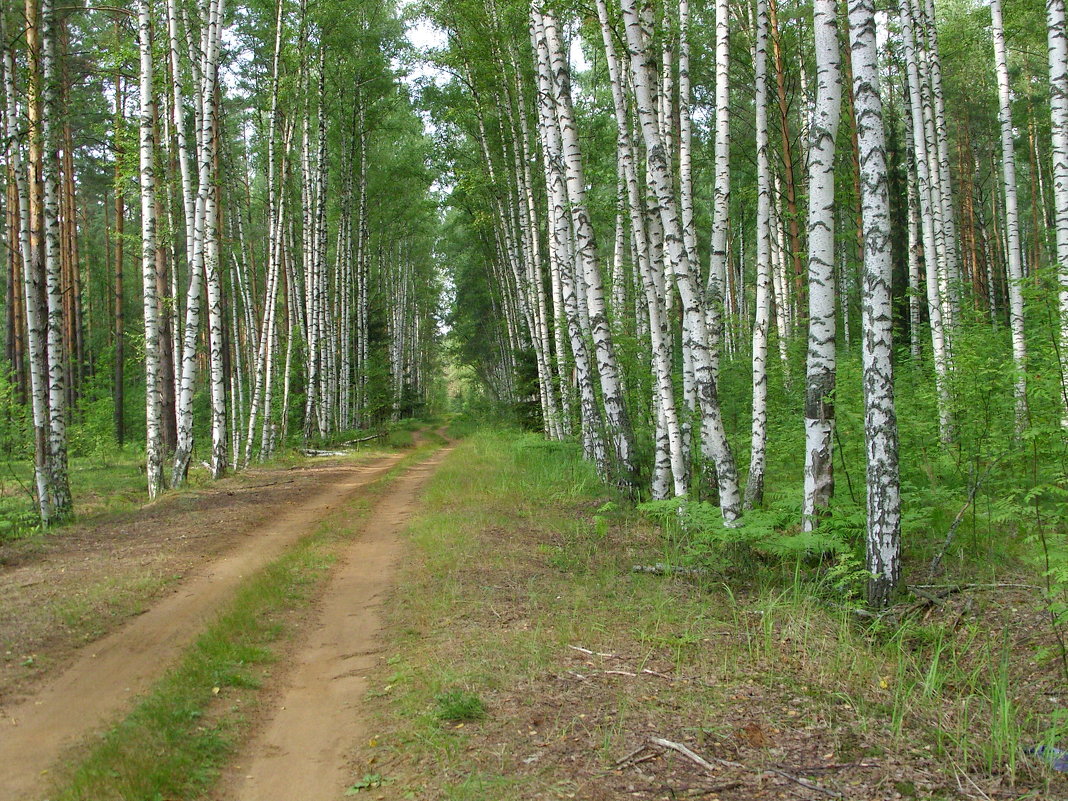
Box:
[1,12,52,522]
[41,0,72,519]
[137,0,164,497]
[802,0,842,531]
[990,0,1029,433]
[537,5,637,487]
[620,0,742,523]
[745,0,772,510]
[1049,0,1068,423]
[848,0,902,608]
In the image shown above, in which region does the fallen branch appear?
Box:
[766,767,843,798]
[230,479,295,492]
[910,583,1040,591]
[650,737,842,799]
[650,737,728,772]
[300,449,349,457]
[339,433,383,446]
[928,457,1002,577]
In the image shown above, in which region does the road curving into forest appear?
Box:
[0,443,446,801]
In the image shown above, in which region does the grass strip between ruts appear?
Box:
[50,440,443,801]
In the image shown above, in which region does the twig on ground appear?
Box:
[650,737,728,772]
[604,669,637,677]
[567,644,617,658]
[780,762,879,772]
[910,587,947,608]
[614,745,648,766]
[910,583,1040,591]
[650,737,843,798]
[230,479,295,492]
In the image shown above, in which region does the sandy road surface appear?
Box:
[218,445,452,801]
[0,450,409,801]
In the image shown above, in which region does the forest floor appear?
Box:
[2,427,1067,801]
[347,431,1068,801]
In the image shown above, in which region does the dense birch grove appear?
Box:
[1,0,442,514]
[1,0,1068,609]
[433,0,1068,606]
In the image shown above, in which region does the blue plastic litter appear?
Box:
[1026,745,1068,772]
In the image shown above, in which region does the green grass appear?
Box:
[434,689,487,722]
[50,435,448,801]
[55,525,331,801]
[354,428,1066,799]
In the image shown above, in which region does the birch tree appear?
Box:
[40,0,72,519]
[802,0,842,531]
[620,0,742,523]
[137,0,164,497]
[991,0,1028,434]
[848,0,901,607]
[745,0,772,510]
[1047,0,1068,423]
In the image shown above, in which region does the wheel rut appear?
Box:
[217,445,452,801]
[0,449,409,801]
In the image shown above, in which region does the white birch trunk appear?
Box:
[1049,0,1068,423]
[745,0,772,510]
[596,0,686,498]
[706,0,731,381]
[848,0,902,608]
[620,0,742,523]
[40,0,72,518]
[901,0,954,442]
[531,10,606,473]
[537,6,637,487]
[919,0,962,317]
[991,0,1029,433]
[138,0,164,498]
[802,0,842,531]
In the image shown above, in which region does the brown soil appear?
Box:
[0,448,408,801]
[215,445,452,801]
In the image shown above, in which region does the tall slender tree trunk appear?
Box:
[848,0,901,608]
[620,0,742,523]
[2,7,51,522]
[113,74,125,447]
[40,0,72,519]
[137,0,164,497]
[1047,0,1068,423]
[991,0,1029,433]
[769,0,805,316]
[901,0,953,441]
[537,5,637,488]
[802,0,842,531]
[746,0,772,510]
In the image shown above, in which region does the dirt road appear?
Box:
[0,448,421,801]
[216,445,451,801]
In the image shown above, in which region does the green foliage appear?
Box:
[638,497,848,571]
[433,689,486,722]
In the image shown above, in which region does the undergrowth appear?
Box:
[358,429,1067,798]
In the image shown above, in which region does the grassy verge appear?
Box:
[353,429,1066,800]
[49,439,443,801]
